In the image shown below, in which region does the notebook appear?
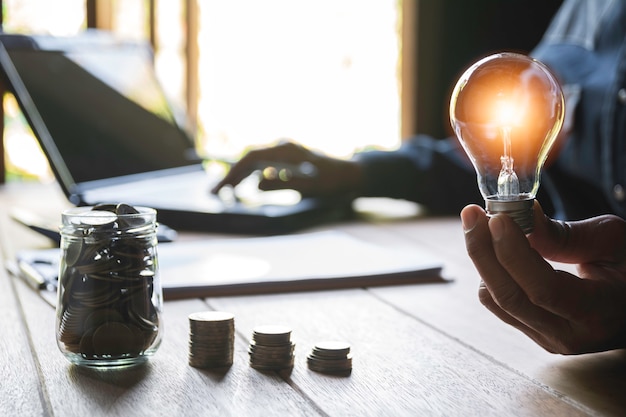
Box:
[0,31,352,234]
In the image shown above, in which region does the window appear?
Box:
[0,0,81,180]
[1,0,406,180]
[194,0,402,160]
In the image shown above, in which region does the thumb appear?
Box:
[529,201,626,264]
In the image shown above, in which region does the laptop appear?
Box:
[0,31,352,234]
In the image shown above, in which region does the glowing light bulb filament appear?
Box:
[497,125,519,198]
[496,100,516,126]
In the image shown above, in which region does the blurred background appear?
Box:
[0,0,560,183]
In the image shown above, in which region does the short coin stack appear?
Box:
[307,341,352,374]
[248,325,295,371]
[188,311,235,368]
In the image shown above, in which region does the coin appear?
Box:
[189,311,235,323]
[115,203,147,228]
[188,310,235,368]
[92,203,118,212]
[115,203,139,215]
[91,322,138,357]
[306,355,353,374]
[252,324,292,345]
[78,210,117,227]
[307,340,352,374]
[57,203,161,362]
[248,324,295,371]
[311,340,351,358]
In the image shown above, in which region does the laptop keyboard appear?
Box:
[81,168,300,213]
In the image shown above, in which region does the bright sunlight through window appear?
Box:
[1,0,402,180]
[196,0,401,161]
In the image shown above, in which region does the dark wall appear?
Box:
[412,0,563,139]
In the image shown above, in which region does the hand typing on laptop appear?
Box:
[212,141,363,199]
[0,33,355,233]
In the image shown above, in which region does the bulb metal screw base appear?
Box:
[485,198,535,234]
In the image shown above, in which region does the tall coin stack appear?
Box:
[307,341,352,374]
[188,311,235,368]
[248,325,295,371]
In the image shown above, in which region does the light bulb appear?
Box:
[449,52,565,233]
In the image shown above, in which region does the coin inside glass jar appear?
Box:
[56,204,162,367]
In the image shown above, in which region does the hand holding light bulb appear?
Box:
[450,52,565,233]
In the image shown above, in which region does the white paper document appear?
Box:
[158,230,446,299]
[13,230,447,301]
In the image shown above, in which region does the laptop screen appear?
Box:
[1,36,200,187]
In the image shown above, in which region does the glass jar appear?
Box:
[56,204,163,367]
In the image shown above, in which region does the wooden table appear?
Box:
[1,181,625,417]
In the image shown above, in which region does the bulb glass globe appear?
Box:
[449,52,565,232]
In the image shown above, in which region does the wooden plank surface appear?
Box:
[365,220,626,417]
[1,182,623,416]
[11,270,592,417]
[209,290,592,416]
[0,219,46,416]
[13,280,324,416]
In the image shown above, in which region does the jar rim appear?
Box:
[61,205,157,235]
[62,205,156,217]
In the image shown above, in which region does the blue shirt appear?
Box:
[533,0,626,219]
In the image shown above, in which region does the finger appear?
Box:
[489,213,589,322]
[211,142,310,194]
[258,176,312,192]
[461,206,557,329]
[530,201,626,264]
[211,163,257,193]
[477,281,559,353]
[211,151,267,193]
[250,141,309,163]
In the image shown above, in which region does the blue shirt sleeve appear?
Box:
[353,135,482,215]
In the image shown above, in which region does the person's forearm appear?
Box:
[352,135,482,215]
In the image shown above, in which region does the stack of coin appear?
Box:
[248,324,295,371]
[188,311,235,368]
[307,341,352,374]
